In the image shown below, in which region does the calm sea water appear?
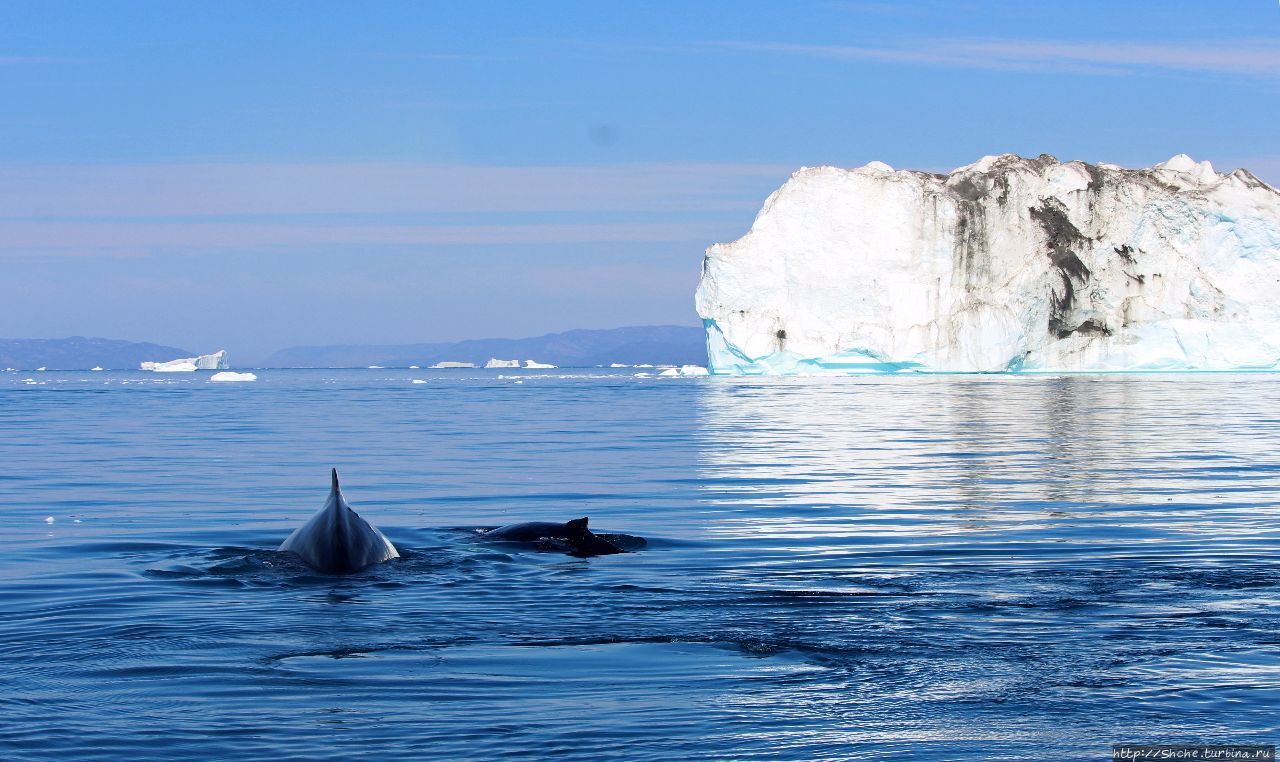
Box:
[2,369,1279,760]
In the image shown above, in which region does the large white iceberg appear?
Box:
[695,154,1280,373]
[484,358,521,369]
[141,350,229,372]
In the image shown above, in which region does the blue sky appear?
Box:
[2,1,1278,361]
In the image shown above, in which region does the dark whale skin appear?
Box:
[482,517,625,556]
[278,469,399,573]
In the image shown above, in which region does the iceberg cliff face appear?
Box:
[695,154,1280,373]
[141,350,229,371]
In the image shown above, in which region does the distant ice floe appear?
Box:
[91,366,104,371]
[44,516,54,524]
[210,371,257,382]
[411,379,427,384]
[485,358,522,368]
[659,365,710,377]
[524,360,556,369]
[432,361,477,369]
[141,350,229,372]
[610,363,630,368]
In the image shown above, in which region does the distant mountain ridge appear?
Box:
[0,337,193,370]
[263,326,707,368]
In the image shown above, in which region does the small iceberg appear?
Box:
[210,371,257,382]
[141,350,228,372]
[485,358,522,369]
[659,365,710,377]
[91,366,104,372]
[432,361,477,369]
[610,363,630,368]
[411,379,427,384]
[524,360,556,369]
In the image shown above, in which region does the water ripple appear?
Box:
[2,371,1279,759]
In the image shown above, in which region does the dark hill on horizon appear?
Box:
[262,325,707,368]
[0,337,193,370]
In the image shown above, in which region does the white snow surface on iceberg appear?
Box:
[695,154,1280,373]
[141,350,229,372]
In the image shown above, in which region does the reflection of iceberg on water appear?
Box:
[141,350,229,372]
[485,358,522,369]
[694,375,1189,544]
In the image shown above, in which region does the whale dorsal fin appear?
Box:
[331,468,340,493]
[566,517,589,535]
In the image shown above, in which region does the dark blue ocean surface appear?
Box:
[2,369,1278,760]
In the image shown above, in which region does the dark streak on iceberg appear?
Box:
[696,153,1280,374]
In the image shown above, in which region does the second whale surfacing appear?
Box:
[481,516,626,556]
[278,469,399,573]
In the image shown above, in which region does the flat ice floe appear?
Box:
[210,371,257,382]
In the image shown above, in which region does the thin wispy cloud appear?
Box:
[0,162,788,219]
[0,219,730,252]
[0,161,789,257]
[0,55,69,64]
[713,38,1280,79]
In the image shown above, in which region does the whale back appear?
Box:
[483,516,624,556]
[278,469,399,573]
